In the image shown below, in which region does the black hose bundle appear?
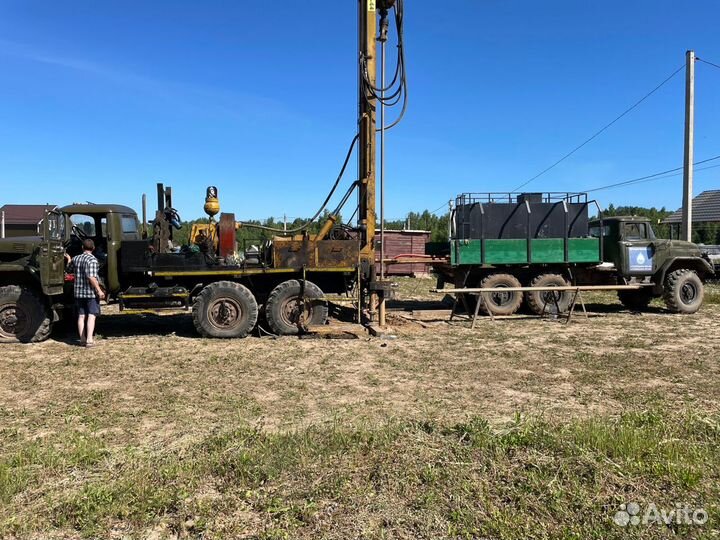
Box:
[241,1,407,234]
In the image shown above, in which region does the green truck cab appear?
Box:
[0,205,141,342]
[60,204,142,294]
[588,216,714,312]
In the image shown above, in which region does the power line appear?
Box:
[583,155,720,193]
[586,163,720,193]
[512,64,685,192]
[429,202,450,215]
[697,57,720,71]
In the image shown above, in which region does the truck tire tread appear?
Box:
[266,280,327,336]
[525,273,571,315]
[192,281,258,338]
[478,273,523,316]
[0,285,52,343]
[663,269,704,314]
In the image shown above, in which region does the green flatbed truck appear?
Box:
[436,192,715,315]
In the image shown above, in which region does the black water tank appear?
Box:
[517,193,543,204]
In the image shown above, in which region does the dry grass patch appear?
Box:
[0,279,718,538]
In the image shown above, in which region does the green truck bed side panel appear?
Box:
[531,238,564,263]
[452,237,600,266]
[453,239,528,265]
[568,237,600,263]
[484,239,527,264]
[453,239,481,265]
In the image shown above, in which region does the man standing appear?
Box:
[65,239,105,347]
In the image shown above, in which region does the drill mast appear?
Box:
[358,0,378,265]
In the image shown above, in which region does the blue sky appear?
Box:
[1,0,719,221]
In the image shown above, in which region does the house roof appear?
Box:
[0,204,56,225]
[663,190,720,224]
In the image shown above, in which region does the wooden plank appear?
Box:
[432,284,647,294]
[410,309,454,318]
[366,324,396,338]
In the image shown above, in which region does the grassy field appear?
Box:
[1,279,719,539]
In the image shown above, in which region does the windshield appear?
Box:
[70,214,97,236]
[624,223,649,240]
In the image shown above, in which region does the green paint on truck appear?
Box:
[452,237,600,266]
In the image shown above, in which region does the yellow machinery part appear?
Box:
[190,222,218,250]
[204,198,220,218]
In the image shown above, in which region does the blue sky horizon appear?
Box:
[1,0,719,221]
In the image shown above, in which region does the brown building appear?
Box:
[0,204,56,238]
[375,229,431,276]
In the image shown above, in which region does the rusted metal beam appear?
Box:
[358,0,377,258]
[358,0,379,324]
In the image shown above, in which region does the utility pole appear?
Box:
[682,49,695,242]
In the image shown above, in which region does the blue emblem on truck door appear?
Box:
[628,246,653,272]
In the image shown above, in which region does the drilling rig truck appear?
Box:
[0,0,404,342]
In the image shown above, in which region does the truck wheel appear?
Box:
[266,280,328,335]
[192,281,258,338]
[618,288,654,311]
[0,285,52,343]
[526,274,571,315]
[663,269,704,314]
[478,273,523,316]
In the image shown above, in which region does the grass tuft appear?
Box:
[1,406,718,538]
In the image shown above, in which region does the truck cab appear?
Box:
[588,215,714,312]
[60,204,141,295]
[589,216,712,279]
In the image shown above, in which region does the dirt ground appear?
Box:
[2,279,719,452]
[2,278,720,538]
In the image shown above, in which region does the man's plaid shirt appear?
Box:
[68,252,100,299]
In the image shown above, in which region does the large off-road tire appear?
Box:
[0,285,52,343]
[663,269,704,314]
[266,280,328,336]
[525,273,571,315]
[618,288,654,311]
[478,273,523,316]
[192,281,258,338]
